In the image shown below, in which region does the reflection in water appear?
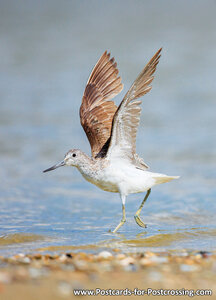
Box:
[1,228,216,256]
[0,1,216,256]
[118,229,216,248]
[0,234,46,246]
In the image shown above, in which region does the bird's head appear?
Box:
[43,149,83,173]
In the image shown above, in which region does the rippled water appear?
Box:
[0,0,216,256]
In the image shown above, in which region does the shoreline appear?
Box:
[0,250,215,299]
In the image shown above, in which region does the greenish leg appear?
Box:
[112,203,126,233]
[134,189,151,228]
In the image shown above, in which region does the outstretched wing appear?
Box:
[80,51,123,158]
[106,48,162,169]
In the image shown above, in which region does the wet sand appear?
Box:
[0,250,215,299]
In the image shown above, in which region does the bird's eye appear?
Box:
[72,153,76,157]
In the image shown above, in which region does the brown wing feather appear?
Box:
[106,48,162,169]
[80,51,123,157]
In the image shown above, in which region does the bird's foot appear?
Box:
[112,219,126,233]
[134,214,147,228]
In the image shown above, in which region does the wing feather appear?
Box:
[80,51,123,157]
[106,48,162,169]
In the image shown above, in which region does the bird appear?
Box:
[43,48,179,233]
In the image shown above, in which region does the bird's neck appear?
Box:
[76,153,97,176]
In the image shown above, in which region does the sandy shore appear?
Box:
[0,250,215,299]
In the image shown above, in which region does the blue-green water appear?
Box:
[0,0,216,256]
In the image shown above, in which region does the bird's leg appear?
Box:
[134,189,151,228]
[112,195,126,233]
[112,204,126,233]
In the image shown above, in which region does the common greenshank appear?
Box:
[43,48,179,233]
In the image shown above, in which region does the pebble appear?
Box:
[119,256,135,266]
[140,258,153,266]
[33,253,42,260]
[10,253,30,264]
[20,257,31,264]
[123,263,138,272]
[14,267,29,281]
[16,253,25,258]
[58,254,68,262]
[57,281,72,297]
[112,248,121,253]
[144,251,156,258]
[28,267,43,279]
[199,251,211,258]
[0,249,214,286]
[149,256,168,264]
[98,251,112,259]
[73,260,88,271]
[174,250,189,257]
[66,253,73,258]
[0,271,12,284]
[180,264,200,272]
[116,253,126,260]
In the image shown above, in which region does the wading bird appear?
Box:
[43,48,179,233]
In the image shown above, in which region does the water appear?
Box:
[0,0,216,256]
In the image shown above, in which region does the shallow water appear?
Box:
[0,0,216,256]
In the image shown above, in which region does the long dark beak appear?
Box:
[43,160,65,173]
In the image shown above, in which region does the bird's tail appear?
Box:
[153,175,180,185]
